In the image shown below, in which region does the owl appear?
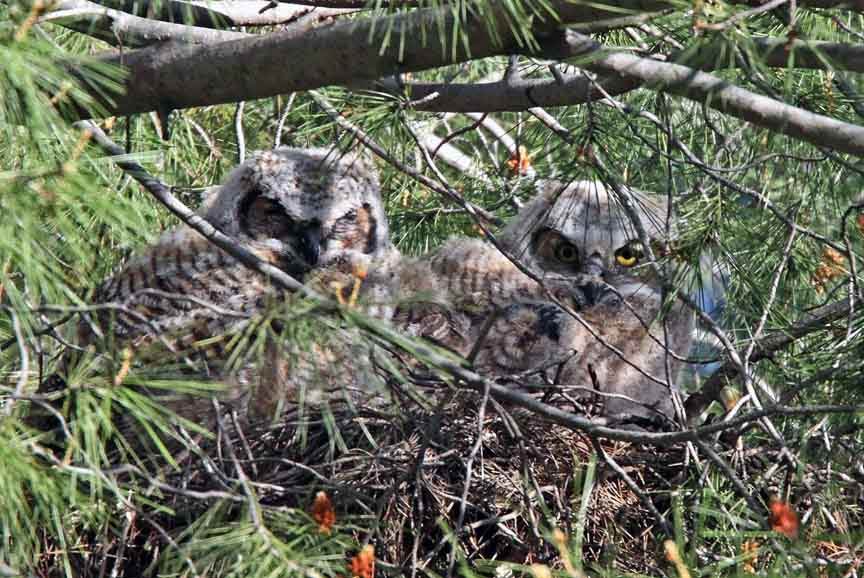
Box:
[47,147,398,436]
[82,146,395,347]
[396,180,692,423]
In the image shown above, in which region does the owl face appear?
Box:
[502,180,670,303]
[205,147,391,277]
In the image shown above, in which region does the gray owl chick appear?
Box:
[83,146,394,347]
[395,236,584,354]
[54,147,398,435]
[395,180,692,423]
[478,180,693,422]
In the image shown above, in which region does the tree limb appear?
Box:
[63,0,864,159]
[395,38,864,112]
[63,1,674,118]
[541,30,864,156]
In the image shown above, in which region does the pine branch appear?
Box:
[538,30,864,156]
[392,38,864,112]
[683,297,858,420]
[63,1,662,118]
[60,1,864,158]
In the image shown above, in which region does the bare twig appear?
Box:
[234,101,246,163]
[685,297,858,419]
[3,309,30,417]
[592,438,673,537]
[274,93,297,148]
[309,91,502,226]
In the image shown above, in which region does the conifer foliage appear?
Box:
[1,1,863,576]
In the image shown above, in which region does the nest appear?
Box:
[122,387,685,576]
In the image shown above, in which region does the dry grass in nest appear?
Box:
[229,391,686,575]
[34,386,689,576]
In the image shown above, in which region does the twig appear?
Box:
[309,91,502,226]
[234,101,246,163]
[447,379,491,578]
[274,93,297,148]
[3,309,30,417]
[700,0,789,31]
[430,113,486,160]
[592,438,672,537]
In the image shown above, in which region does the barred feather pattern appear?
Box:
[394,180,694,423]
[42,146,400,436]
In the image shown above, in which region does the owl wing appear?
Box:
[32,229,284,441]
[80,229,278,348]
[470,301,577,379]
[465,290,692,424]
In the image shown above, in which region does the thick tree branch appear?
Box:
[63,0,864,159]
[541,30,864,156]
[396,38,864,112]
[65,1,677,118]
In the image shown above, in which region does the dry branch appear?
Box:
[43,0,356,46]
[541,30,864,156]
[86,0,234,27]
[64,1,672,118]
[44,0,248,46]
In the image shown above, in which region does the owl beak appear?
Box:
[580,254,608,306]
[581,281,606,306]
[297,224,322,266]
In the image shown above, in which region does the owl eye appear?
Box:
[241,194,298,241]
[614,242,643,267]
[337,209,358,224]
[534,229,580,267]
[554,242,580,264]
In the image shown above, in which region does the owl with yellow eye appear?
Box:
[395,180,693,424]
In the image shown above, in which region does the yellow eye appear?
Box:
[554,243,579,264]
[616,253,637,267]
[614,243,641,267]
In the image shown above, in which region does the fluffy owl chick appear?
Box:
[54,147,397,436]
[83,146,394,347]
[474,179,693,422]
